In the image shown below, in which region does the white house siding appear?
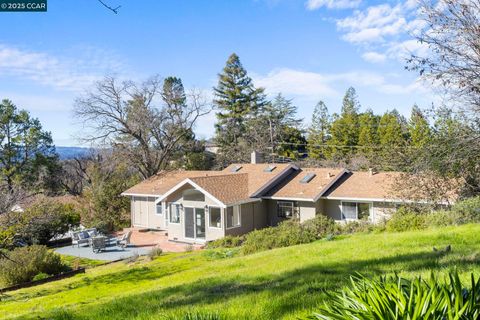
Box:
[130,196,165,230]
[131,196,149,227]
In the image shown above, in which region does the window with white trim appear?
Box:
[226,205,240,228]
[277,201,295,218]
[209,207,222,228]
[170,203,181,223]
[156,202,163,215]
[341,202,371,220]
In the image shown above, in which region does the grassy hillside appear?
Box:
[2,224,480,319]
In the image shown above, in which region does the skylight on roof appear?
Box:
[263,165,277,172]
[230,165,242,172]
[300,173,316,184]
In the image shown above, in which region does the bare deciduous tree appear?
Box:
[403,0,480,198]
[97,0,121,14]
[74,75,211,179]
[408,0,480,114]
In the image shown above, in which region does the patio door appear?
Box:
[184,207,205,240]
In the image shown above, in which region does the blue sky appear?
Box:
[0,0,432,146]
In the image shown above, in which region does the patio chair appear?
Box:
[71,231,90,248]
[91,236,106,253]
[117,231,132,249]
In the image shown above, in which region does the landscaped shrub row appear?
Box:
[386,196,480,232]
[240,215,338,254]
[208,196,480,255]
[0,245,68,287]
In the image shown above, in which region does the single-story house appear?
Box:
[121,153,445,244]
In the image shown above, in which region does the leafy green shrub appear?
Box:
[452,196,480,223]
[424,209,458,227]
[242,216,338,255]
[302,214,338,238]
[386,207,427,232]
[309,271,480,320]
[339,220,377,234]
[15,198,80,245]
[0,245,66,286]
[207,235,244,249]
[148,247,163,260]
[32,272,50,281]
[203,248,239,260]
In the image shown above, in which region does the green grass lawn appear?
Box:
[59,254,105,269]
[2,224,480,319]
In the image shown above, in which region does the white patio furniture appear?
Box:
[117,231,132,249]
[71,228,98,247]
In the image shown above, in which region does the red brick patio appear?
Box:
[118,228,204,253]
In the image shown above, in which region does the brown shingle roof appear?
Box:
[265,168,346,200]
[222,163,293,195]
[122,170,225,196]
[324,171,401,199]
[189,174,250,205]
[122,164,293,200]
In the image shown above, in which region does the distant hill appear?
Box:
[56,146,93,160]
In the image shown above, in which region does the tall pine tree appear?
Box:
[408,104,431,148]
[214,53,266,159]
[307,100,330,159]
[377,109,408,169]
[357,109,379,160]
[326,87,360,160]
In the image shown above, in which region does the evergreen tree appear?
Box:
[307,100,330,159]
[0,99,60,193]
[357,109,379,160]
[213,53,266,157]
[342,87,360,115]
[326,88,360,160]
[277,126,307,160]
[377,109,408,169]
[408,104,431,148]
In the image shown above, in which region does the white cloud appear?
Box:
[331,0,432,65]
[337,3,407,43]
[254,68,429,100]
[362,51,387,63]
[0,44,126,92]
[253,68,338,98]
[306,0,361,10]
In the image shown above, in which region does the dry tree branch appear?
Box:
[97,0,121,14]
